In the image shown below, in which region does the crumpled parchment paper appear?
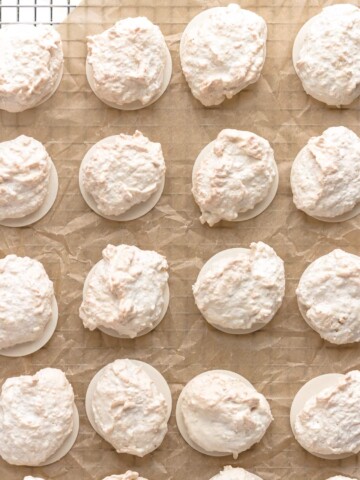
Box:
[0,1,359,479]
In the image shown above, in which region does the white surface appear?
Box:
[85,360,172,440]
[82,263,169,338]
[39,403,79,466]
[192,140,279,223]
[79,136,165,221]
[0,160,58,227]
[290,373,352,460]
[0,296,58,357]
[86,46,172,111]
[176,370,255,457]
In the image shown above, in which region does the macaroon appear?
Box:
[79,131,165,221]
[0,135,58,227]
[0,368,78,466]
[192,129,278,226]
[209,466,263,480]
[85,359,172,457]
[0,25,63,112]
[193,242,285,334]
[86,17,172,110]
[291,127,360,222]
[292,371,360,458]
[80,244,169,338]
[176,370,273,457]
[0,254,58,356]
[180,4,267,106]
[297,249,360,345]
[102,473,148,480]
[293,4,360,106]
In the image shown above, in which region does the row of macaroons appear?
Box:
[21,474,358,480]
[1,124,360,228]
[1,3,359,113]
[0,361,359,469]
[0,241,358,359]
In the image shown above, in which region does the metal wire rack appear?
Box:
[0,0,79,28]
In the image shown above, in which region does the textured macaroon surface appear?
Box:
[80,244,168,338]
[87,17,167,106]
[295,4,360,106]
[0,368,74,466]
[326,477,358,480]
[294,371,360,455]
[192,129,276,226]
[291,127,360,219]
[180,370,273,457]
[181,4,267,106]
[82,131,165,216]
[193,242,285,330]
[0,135,52,220]
[0,254,54,349]
[0,25,63,113]
[24,477,45,480]
[102,473,148,480]
[209,466,263,480]
[91,359,169,457]
[297,249,360,345]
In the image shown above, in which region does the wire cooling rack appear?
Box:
[0,0,79,27]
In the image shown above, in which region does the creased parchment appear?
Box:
[0,1,359,479]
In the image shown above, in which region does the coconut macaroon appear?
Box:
[88,359,169,457]
[294,371,360,457]
[80,244,169,338]
[291,127,360,221]
[177,370,273,457]
[297,249,360,345]
[210,466,263,480]
[80,131,165,217]
[293,4,360,106]
[326,477,358,480]
[0,136,53,221]
[103,473,148,480]
[24,477,45,480]
[86,17,170,109]
[0,25,63,113]
[193,242,285,333]
[192,129,278,226]
[0,254,54,350]
[0,368,74,466]
[180,4,267,106]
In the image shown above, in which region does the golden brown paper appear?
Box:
[0,0,360,479]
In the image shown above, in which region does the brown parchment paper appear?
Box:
[0,0,360,479]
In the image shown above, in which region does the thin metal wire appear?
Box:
[0,0,79,27]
